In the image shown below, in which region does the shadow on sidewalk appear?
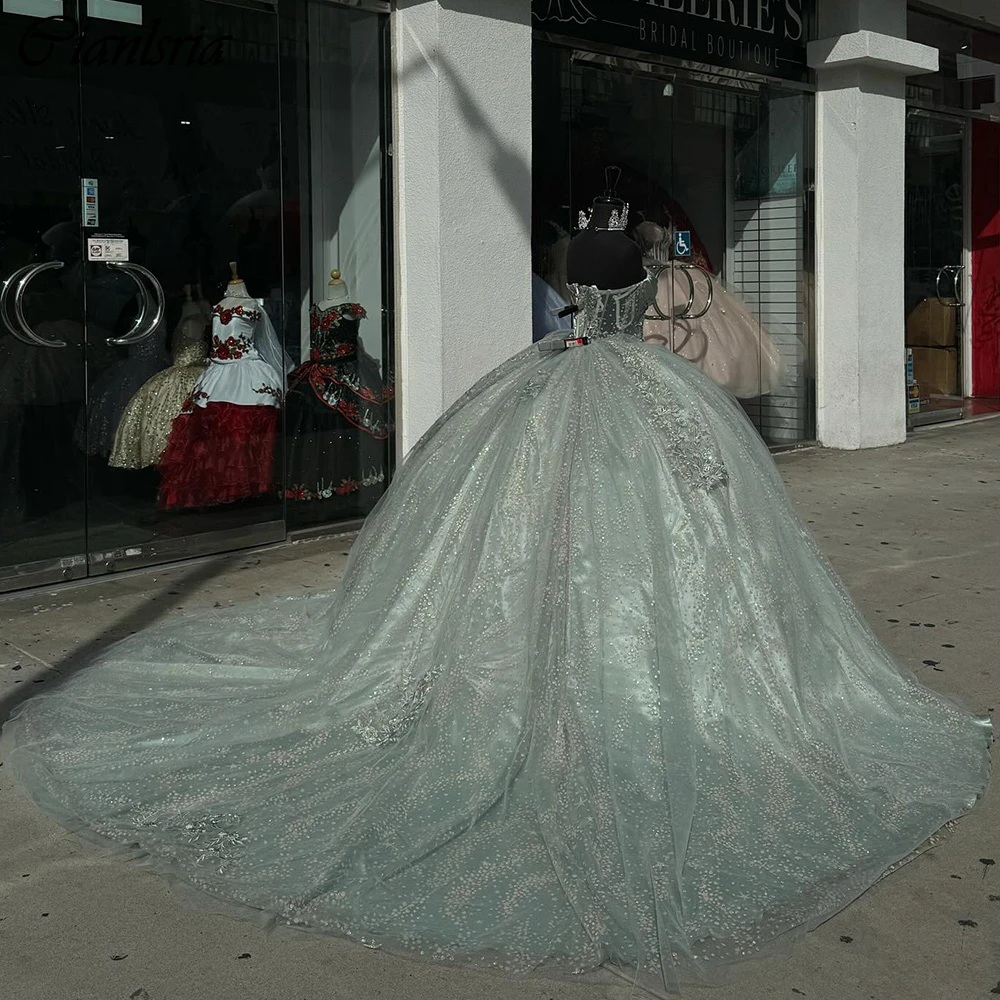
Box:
[0,554,242,725]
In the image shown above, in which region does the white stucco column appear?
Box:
[391,0,533,455]
[808,30,937,449]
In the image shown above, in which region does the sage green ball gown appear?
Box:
[3,269,992,995]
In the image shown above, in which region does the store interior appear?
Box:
[531,43,814,448]
[0,0,392,592]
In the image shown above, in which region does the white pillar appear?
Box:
[808,30,937,449]
[391,0,533,455]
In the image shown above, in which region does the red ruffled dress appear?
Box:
[158,298,285,509]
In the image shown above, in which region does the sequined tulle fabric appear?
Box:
[3,271,991,995]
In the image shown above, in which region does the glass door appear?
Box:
[0,0,288,594]
[904,110,966,427]
[77,0,287,575]
[0,0,89,590]
[531,44,814,446]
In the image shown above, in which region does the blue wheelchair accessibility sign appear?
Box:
[674,230,692,258]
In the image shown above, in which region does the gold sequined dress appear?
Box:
[109,299,208,470]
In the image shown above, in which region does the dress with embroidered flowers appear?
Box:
[3,268,991,997]
[158,293,290,508]
[283,302,390,515]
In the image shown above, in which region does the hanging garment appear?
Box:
[643,265,787,398]
[283,302,390,513]
[109,301,209,470]
[157,298,288,508]
[3,268,991,997]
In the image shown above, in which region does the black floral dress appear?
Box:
[283,302,391,521]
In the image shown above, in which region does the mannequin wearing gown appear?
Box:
[2,191,992,996]
[109,285,209,470]
[283,270,389,513]
[157,264,290,509]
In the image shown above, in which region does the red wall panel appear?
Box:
[971,119,1000,398]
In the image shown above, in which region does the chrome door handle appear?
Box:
[105,262,165,345]
[935,265,962,308]
[644,262,696,321]
[644,263,671,321]
[8,261,68,347]
[677,263,714,320]
[0,265,39,346]
[948,264,965,308]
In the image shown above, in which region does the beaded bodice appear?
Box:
[308,302,367,361]
[566,268,658,341]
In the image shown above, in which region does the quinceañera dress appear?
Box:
[283,301,390,510]
[158,288,289,509]
[3,269,992,995]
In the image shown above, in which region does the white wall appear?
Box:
[392,0,533,455]
[813,64,910,448]
[810,12,938,449]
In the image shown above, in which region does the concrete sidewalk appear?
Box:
[1,420,997,1000]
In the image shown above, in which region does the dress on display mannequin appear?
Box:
[635,221,786,398]
[3,190,992,996]
[567,192,646,289]
[109,286,209,470]
[157,263,291,509]
[283,271,389,511]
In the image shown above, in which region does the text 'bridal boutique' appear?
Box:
[2,191,992,996]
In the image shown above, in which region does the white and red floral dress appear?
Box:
[158,296,288,508]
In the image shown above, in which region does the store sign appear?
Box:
[532,0,813,82]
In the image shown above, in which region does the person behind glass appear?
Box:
[531,220,573,342]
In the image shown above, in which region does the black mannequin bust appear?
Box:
[566,197,646,290]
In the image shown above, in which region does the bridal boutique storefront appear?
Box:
[526,0,1000,451]
[531,2,816,448]
[5,0,1000,597]
[0,0,394,594]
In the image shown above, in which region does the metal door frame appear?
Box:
[0,0,291,595]
[905,107,968,429]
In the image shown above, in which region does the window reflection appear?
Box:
[908,9,1000,113]
[531,45,814,446]
[280,0,392,528]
